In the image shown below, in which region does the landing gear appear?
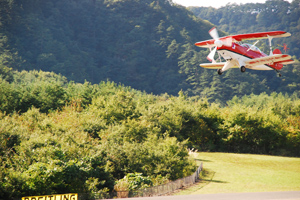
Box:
[241,66,246,73]
[275,70,282,77]
[217,69,223,75]
[278,72,282,77]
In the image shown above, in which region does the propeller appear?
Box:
[207,27,233,62]
[207,47,217,62]
[209,27,219,40]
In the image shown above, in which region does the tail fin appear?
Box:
[273,48,282,55]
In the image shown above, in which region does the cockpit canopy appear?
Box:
[241,43,262,52]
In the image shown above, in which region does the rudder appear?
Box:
[273,48,282,55]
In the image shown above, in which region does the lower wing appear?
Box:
[245,54,294,67]
[200,62,239,69]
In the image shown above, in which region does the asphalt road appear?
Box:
[125,191,300,200]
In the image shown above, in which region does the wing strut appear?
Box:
[268,35,273,56]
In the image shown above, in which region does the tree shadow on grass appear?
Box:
[201,179,228,184]
[172,169,227,195]
[176,170,228,194]
[195,158,213,162]
[199,169,228,185]
[196,179,227,192]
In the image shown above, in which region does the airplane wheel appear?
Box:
[217,69,223,75]
[241,66,246,73]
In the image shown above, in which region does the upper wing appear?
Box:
[245,54,293,67]
[231,31,291,42]
[195,39,215,48]
[195,31,291,48]
[200,62,239,69]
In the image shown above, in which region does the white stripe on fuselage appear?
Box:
[218,49,273,71]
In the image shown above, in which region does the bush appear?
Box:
[115,173,152,192]
[1,69,300,200]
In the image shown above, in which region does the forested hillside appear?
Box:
[0,0,300,102]
[0,0,213,95]
[1,1,300,199]
[1,69,300,199]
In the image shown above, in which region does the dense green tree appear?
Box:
[1,0,300,102]
[1,68,300,199]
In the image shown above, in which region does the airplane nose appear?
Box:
[215,40,223,48]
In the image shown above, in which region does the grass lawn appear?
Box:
[176,152,300,195]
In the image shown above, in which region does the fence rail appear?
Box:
[16,163,203,200]
[78,163,203,199]
[105,162,203,199]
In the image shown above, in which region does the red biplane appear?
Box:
[195,28,294,76]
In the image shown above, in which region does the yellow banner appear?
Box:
[22,193,78,200]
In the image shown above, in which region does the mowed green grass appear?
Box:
[176,152,300,195]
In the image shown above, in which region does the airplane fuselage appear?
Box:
[217,43,279,71]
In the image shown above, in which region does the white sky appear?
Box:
[172,0,293,8]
